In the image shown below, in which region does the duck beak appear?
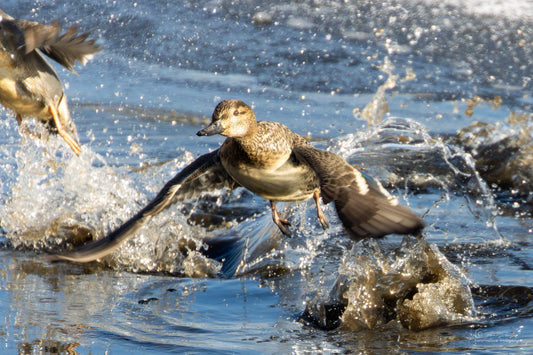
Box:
[197,121,223,136]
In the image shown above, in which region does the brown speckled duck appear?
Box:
[0,9,101,155]
[49,99,423,263]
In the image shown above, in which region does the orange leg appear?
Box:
[270,200,291,236]
[48,105,81,155]
[313,190,329,230]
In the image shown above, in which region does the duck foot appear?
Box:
[49,104,81,156]
[313,190,329,230]
[270,200,291,237]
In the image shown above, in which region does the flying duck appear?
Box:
[0,9,101,155]
[49,99,423,262]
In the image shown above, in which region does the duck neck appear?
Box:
[234,121,259,148]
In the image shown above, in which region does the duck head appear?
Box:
[197,99,257,138]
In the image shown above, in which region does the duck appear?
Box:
[0,9,101,155]
[49,99,424,263]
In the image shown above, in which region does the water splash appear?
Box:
[1,136,139,248]
[0,119,227,275]
[329,115,504,244]
[452,111,533,214]
[353,57,398,126]
[304,236,476,331]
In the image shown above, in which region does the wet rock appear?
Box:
[453,121,533,195]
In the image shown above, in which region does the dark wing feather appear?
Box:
[0,12,31,51]
[0,10,101,72]
[36,25,101,72]
[17,20,60,53]
[47,150,238,263]
[293,145,423,240]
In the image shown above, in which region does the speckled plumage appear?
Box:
[219,121,319,202]
[0,9,101,155]
[49,99,423,263]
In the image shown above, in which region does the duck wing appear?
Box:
[33,25,101,72]
[48,150,238,263]
[0,9,100,72]
[293,144,423,239]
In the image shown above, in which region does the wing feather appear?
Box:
[0,10,100,71]
[47,150,237,263]
[36,25,101,71]
[293,145,423,239]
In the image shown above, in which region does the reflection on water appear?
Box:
[4,248,529,354]
[0,251,288,354]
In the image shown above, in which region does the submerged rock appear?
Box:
[452,119,533,212]
[453,121,532,190]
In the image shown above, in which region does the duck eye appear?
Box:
[233,110,239,116]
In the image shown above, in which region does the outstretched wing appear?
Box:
[48,150,238,263]
[34,25,101,72]
[293,144,423,240]
[0,9,100,72]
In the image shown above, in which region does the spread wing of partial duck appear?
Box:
[293,144,423,240]
[48,150,239,263]
[0,9,101,155]
[0,9,101,72]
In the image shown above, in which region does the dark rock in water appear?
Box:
[303,275,350,330]
[138,297,159,305]
[452,120,533,212]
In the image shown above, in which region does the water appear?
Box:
[1,0,532,353]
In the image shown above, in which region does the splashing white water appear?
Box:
[0,119,225,274]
